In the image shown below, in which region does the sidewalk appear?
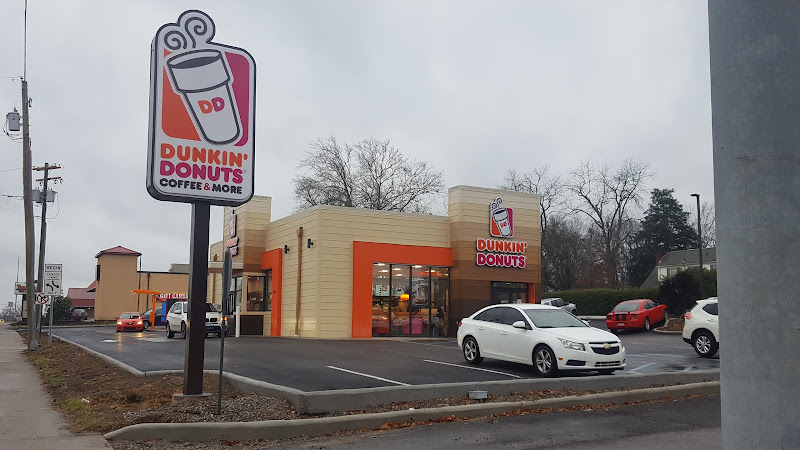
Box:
[0,323,110,449]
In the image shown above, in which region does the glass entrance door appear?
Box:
[491,281,528,305]
[371,263,450,337]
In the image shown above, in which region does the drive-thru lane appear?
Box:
[53,323,718,392]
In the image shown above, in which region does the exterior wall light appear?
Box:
[284,245,290,254]
[307,239,313,248]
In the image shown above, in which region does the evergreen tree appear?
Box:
[628,189,699,286]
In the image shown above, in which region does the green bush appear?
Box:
[543,288,659,316]
[657,267,718,313]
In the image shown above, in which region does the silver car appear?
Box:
[541,297,577,315]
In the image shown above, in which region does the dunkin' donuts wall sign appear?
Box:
[147,10,256,206]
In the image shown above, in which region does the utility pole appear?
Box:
[21,79,38,350]
[34,162,61,335]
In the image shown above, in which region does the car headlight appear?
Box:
[558,338,585,351]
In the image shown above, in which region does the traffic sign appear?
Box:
[35,293,48,305]
[43,264,62,296]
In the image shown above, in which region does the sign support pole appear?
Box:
[184,201,210,396]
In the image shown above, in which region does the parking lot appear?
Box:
[53,320,719,392]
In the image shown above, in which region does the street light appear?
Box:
[691,194,702,294]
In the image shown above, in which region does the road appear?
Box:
[53,321,718,392]
[260,394,721,449]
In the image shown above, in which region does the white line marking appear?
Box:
[683,367,692,372]
[393,339,457,348]
[628,363,657,373]
[423,359,522,378]
[327,366,410,386]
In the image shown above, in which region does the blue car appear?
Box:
[140,309,166,330]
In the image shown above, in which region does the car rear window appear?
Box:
[613,302,641,312]
[482,307,504,323]
[702,303,718,315]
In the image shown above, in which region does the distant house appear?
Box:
[66,280,96,319]
[640,248,717,289]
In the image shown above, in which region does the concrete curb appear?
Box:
[104,381,720,443]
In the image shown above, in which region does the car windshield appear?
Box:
[613,302,641,312]
[524,309,587,328]
[206,303,219,312]
[120,313,139,319]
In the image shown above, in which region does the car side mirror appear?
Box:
[512,320,527,329]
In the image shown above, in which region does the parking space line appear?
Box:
[423,360,522,378]
[327,366,410,386]
[394,339,457,348]
[628,363,657,373]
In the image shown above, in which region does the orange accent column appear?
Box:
[261,249,283,336]
[528,282,538,303]
[352,242,453,338]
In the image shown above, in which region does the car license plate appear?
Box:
[618,322,625,326]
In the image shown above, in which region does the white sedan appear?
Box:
[457,304,626,376]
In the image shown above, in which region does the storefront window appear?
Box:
[232,276,243,310]
[490,281,528,304]
[264,270,272,311]
[372,263,390,336]
[431,267,449,336]
[371,263,450,337]
[246,276,265,311]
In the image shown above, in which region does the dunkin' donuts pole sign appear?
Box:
[147,10,255,206]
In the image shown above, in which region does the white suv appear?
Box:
[541,297,577,315]
[165,301,226,339]
[682,297,719,358]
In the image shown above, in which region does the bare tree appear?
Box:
[544,215,589,291]
[499,167,564,289]
[565,160,652,287]
[294,136,445,213]
[700,201,716,248]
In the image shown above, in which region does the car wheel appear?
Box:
[643,317,651,331]
[143,320,151,331]
[180,322,187,339]
[533,345,558,377]
[116,329,120,333]
[608,328,618,334]
[694,331,718,358]
[462,337,483,365]
[166,323,175,338]
[597,369,615,375]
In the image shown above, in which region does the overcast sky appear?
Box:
[0,1,713,306]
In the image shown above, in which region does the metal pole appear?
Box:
[709,1,800,446]
[217,248,232,415]
[21,79,38,351]
[691,193,702,294]
[184,202,210,396]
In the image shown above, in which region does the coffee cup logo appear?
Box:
[490,197,514,237]
[147,10,256,206]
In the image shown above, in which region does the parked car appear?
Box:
[605,299,667,333]
[457,304,625,377]
[682,297,719,358]
[540,297,577,315]
[165,301,226,339]
[71,308,88,321]
[140,309,165,330]
[116,312,144,332]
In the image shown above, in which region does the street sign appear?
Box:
[43,264,62,296]
[35,293,48,305]
[14,282,26,295]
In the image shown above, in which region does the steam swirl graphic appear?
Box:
[161,10,216,51]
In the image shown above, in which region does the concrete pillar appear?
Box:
[708,2,800,448]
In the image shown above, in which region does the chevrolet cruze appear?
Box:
[457,304,625,376]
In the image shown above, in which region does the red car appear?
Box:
[116,312,144,332]
[605,299,667,333]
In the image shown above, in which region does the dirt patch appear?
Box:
[657,317,685,332]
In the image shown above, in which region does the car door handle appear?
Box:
[500,332,508,336]
[478,327,485,331]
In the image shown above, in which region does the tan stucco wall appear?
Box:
[264,205,451,339]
